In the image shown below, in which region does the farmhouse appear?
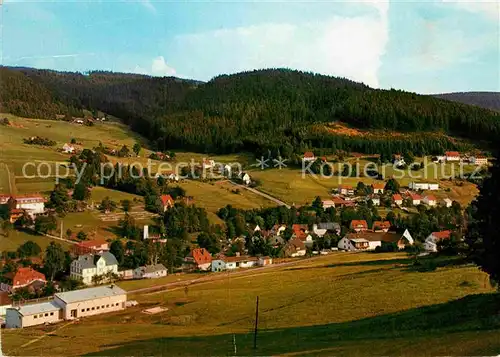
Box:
[339,230,414,251]
[337,185,355,196]
[292,224,313,246]
[134,264,167,279]
[1,194,46,215]
[409,182,439,191]
[158,194,174,212]
[184,248,212,271]
[302,151,316,162]
[70,252,119,285]
[325,196,356,208]
[62,143,75,154]
[369,195,380,206]
[423,195,437,206]
[350,220,368,232]
[372,183,385,194]
[425,230,452,252]
[284,238,306,257]
[445,151,461,162]
[0,267,46,293]
[5,285,127,328]
[393,194,403,205]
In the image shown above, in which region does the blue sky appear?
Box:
[2,0,499,94]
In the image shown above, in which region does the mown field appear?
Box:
[3,252,499,356]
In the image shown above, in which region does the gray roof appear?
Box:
[318,222,340,231]
[11,301,61,317]
[76,255,96,269]
[143,264,167,274]
[99,252,118,266]
[55,285,126,304]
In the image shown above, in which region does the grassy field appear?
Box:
[0,229,72,252]
[3,253,499,356]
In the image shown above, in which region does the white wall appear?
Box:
[17,202,45,214]
[56,294,126,320]
[368,241,382,250]
[211,260,226,272]
[7,308,61,328]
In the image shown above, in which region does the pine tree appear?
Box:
[466,149,500,286]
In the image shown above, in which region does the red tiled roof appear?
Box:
[7,267,46,288]
[292,224,308,240]
[303,151,315,158]
[190,248,212,265]
[431,230,452,240]
[409,193,422,200]
[338,184,354,190]
[350,220,368,229]
[372,183,385,189]
[160,194,174,206]
[393,194,403,201]
[372,221,391,230]
[425,195,437,201]
[77,239,108,248]
[445,151,460,157]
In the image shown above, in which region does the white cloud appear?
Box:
[132,56,176,77]
[172,4,389,87]
[140,0,156,13]
[442,0,499,20]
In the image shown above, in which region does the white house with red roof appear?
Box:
[425,230,452,252]
[372,183,385,194]
[445,151,461,162]
[1,194,46,214]
[350,220,368,232]
[423,195,437,206]
[184,248,212,271]
[393,194,403,206]
[470,156,488,166]
[1,267,47,292]
[408,193,422,206]
[337,185,355,196]
[302,151,315,162]
[157,194,174,212]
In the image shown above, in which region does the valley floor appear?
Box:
[3,252,499,356]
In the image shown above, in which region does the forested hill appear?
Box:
[433,92,500,112]
[1,66,499,156]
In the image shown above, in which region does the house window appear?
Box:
[101,305,104,309]
[44,313,48,317]
[92,307,95,310]
[34,315,37,319]
[97,306,100,310]
[87,308,90,311]
[106,304,109,308]
[50,312,54,316]
[81,309,85,312]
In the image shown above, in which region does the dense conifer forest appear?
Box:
[434,92,500,112]
[1,66,499,157]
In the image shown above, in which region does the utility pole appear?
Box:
[253,296,259,350]
[60,220,63,239]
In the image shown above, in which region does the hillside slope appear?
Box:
[434,92,500,112]
[2,67,499,156]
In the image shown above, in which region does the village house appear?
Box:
[445,151,461,162]
[372,183,385,194]
[337,185,355,196]
[6,285,127,328]
[302,151,316,162]
[239,172,251,185]
[156,171,179,181]
[339,230,414,251]
[350,220,368,233]
[442,198,453,208]
[202,158,215,170]
[470,156,488,166]
[0,291,12,316]
[1,194,46,215]
[8,209,24,224]
[62,143,75,154]
[393,155,406,167]
[157,194,174,212]
[211,254,260,271]
[425,230,452,252]
[324,196,356,209]
[283,238,307,257]
[292,224,313,246]
[393,194,403,205]
[133,264,167,279]
[312,222,341,237]
[72,239,109,256]
[0,267,46,293]
[258,256,273,266]
[184,248,212,271]
[70,252,119,285]
[423,195,437,206]
[369,195,380,206]
[409,182,439,191]
[408,193,422,206]
[372,221,391,233]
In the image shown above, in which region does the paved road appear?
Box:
[229,181,290,208]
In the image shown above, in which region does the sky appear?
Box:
[1,0,499,94]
